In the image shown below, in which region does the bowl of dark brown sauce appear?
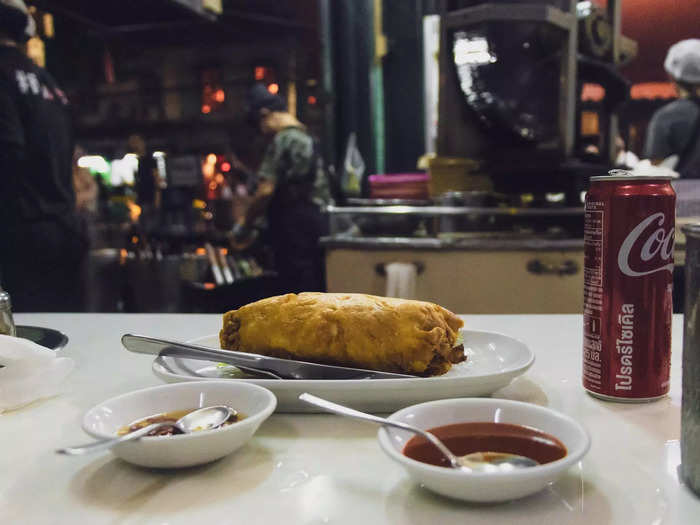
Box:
[377,398,590,502]
[81,381,276,468]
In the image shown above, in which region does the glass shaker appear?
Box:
[0,289,16,337]
[681,224,700,495]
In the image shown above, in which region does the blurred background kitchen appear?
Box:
[0,0,698,314]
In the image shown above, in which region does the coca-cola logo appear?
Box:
[617,212,674,277]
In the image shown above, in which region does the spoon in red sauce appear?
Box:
[299,393,540,472]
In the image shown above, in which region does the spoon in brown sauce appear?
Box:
[56,405,234,456]
[299,393,539,472]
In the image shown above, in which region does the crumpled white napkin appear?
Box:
[630,159,680,178]
[0,334,74,413]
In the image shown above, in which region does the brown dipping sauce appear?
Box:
[117,408,242,437]
[403,422,567,467]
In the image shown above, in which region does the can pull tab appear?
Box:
[608,169,633,177]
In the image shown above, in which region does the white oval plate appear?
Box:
[152,330,535,413]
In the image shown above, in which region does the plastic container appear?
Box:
[426,156,492,196]
[368,173,430,200]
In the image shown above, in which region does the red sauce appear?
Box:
[402,422,567,468]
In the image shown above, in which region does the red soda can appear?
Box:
[582,170,675,401]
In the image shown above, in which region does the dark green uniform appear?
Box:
[258,127,330,293]
[258,127,330,206]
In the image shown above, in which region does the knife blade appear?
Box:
[121,334,418,380]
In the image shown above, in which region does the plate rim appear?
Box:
[151,329,535,386]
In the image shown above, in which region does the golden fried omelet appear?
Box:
[220,293,465,376]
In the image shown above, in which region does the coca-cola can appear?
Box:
[583,169,675,402]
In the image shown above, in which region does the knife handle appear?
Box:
[121,334,283,380]
[121,333,267,363]
[121,333,178,355]
[121,334,251,360]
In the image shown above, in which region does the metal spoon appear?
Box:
[298,393,537,472]
[56,405,234,456]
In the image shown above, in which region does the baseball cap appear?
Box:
[0,0,35,42]
[246,83,286,125]
[664,39,700,84]
[0,0,29,13]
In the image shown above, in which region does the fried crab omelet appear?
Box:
[219,293,465,376]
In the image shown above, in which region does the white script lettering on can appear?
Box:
[617,212,674,277]
[615,304,634,391]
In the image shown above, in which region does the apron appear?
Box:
[267,181,327,294]
[0,214,88,312]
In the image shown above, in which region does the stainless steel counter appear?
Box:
[326,205,585,216]
[320,235,585,251]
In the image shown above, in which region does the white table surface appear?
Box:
[1,313,699,524]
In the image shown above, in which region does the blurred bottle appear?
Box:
[213,181,234,231]
[341,132,364,198]
[681,224,700,495]
[0,289,17,337]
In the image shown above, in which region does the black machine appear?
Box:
[436,0,637,202]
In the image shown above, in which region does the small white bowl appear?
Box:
[82,381,276,468]
[377,398,590,502]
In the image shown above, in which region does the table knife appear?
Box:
[121,334,418,380]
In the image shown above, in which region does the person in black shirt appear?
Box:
[644,39,700,178]
[0,0,88,311]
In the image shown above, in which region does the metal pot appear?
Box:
[347,198,429,236]
[437,191,501,233]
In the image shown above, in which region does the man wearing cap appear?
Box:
[645,39,700,178]
[0,0,88,311]
[230,83,331,294]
